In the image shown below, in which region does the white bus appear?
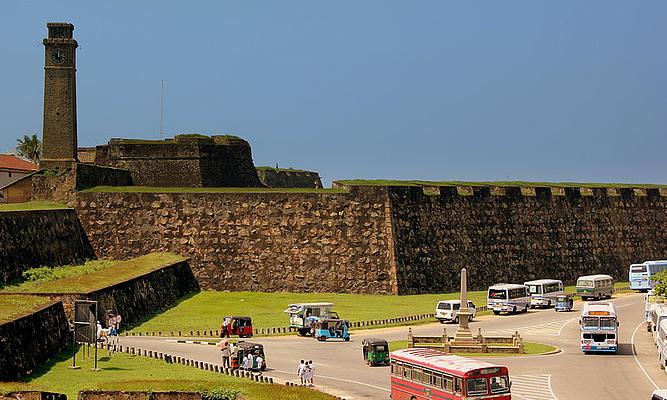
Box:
[524,279,564,308]
[487,284,531,315]
[646,291,666,332]
[630,260,667,292]
[579,301,618,353]
[576,274,614,301]
[652,305,667,345]
[658,319,667,371]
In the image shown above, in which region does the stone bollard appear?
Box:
[178,331,182,336]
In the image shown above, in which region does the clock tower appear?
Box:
[41,22,79,170]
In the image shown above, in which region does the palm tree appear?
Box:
[16,134,41,163]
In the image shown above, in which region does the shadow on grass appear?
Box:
[121,290,201,333]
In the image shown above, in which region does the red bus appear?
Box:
[390,348,512,400]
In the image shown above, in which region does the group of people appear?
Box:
[242,351,264,372]
[297,359,316,387]
[217,339,265,372]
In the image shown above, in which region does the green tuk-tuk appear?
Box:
[362,338,389,366]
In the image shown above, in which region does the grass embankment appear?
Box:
[0,295,52,324]
[0,201,69,212]
[82,186,347,194]
[0,253,184,294]
[128,290,491,334]
[335,179,667,189]
[387,340,557,356]
[0,346,333,400]
[128,282,630,334]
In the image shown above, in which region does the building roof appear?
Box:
[0,155,38,172]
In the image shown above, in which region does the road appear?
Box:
[120,293,666,399]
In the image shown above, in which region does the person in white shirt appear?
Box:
[297,360,306,385]
[306,360,315,387]
[255,354,264,373]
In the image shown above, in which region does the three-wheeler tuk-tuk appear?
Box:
[313,318,350,341]
[361,338,389,366]
[221,316,254,338]
[554,294,574,312]
[230,341,266,371]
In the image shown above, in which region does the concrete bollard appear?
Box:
[269,377,273,384]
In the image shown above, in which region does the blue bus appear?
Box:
[630,260,667,291]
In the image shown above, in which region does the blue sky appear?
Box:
[1,1,665,185]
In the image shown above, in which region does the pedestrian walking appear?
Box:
[221,317,230,338]
[307,360,315,387]
[218,339,230,368]
[255,353,264,373]
[297,359,306,385]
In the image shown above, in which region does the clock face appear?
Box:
[51,49,65,64]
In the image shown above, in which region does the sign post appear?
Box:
[73,300,100,371]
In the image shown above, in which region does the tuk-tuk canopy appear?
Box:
[236,341,264,352]
[362,338,388,347]
[283,303,335,314]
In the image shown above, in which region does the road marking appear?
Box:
[631,321,660,390]
[490,318,577,337]
[511,374,558,400]
[166,339,216,346]
[273,369,391,392]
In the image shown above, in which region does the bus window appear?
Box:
[390,361,396,374]
[632,265,647,273]
[488,289,507,299]
[433,372,442,388]
[443,375,453,391]
[466,378,488,396]
[413,368,422,382]
[396,364,403,377]
[403,365,411,380]
[600,318,616,329]
[578,279,594,288]
[582,317,598,329]
[528,285,541,294]
[490,376,510,393]
[454,378,462,394]
[422,370,432,384]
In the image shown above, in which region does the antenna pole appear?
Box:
[160,80,165,135]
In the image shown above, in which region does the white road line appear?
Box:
[631,321,660,390]
[556,318,577,336]
[273,369,391,392]
[511,374,557,400]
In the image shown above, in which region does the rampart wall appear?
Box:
[256,168,322,188]
[75,188,396,294]
[389,185,667,293]
[0,301,69,380]
[72,185,667,294]
[0,209,94,283]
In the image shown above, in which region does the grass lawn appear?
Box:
[0,253,184,294]
[334,179,667,189]
[387,340,557,356]
[127,290,492,334]
[127,282,629,334]
[0,346,334,400]
[0,201,69,212]
[82,186,347,194]
[0,295,52,324]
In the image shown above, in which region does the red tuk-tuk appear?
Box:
[221,316,253,338]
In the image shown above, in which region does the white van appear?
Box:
[435,300,477,323]
[658,319,667,371]
[652,390,667,400]
[576,274,614,301]
[524,279,564,308]
[487,284,531,315]
[653,305,667,345]
[646,290,666,332]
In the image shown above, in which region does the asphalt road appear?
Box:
[120,293,666,399]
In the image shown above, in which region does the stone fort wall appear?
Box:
[0,209,95,283]
[75,188,396,294]
[388,185,667,293]
[73,185,667,294]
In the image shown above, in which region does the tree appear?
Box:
[652,270,667,297]
[16,134,41,163]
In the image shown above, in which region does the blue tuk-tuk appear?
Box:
[314,318,351,341]
[555,294,573,312]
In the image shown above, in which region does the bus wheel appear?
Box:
[454,316,459,324]
[523,305,529,313]
[493,311,501,315]
[512,306,517,314]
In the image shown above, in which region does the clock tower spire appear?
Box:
[41,22,79,170]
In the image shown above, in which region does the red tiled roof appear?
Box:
[0,154,39,172]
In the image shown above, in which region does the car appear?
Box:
[435,300,476,323]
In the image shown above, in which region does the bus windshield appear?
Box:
[528,285,541,294]
[488,289,507,300]
[490,376,510,393]
[466,378,488,396]
[600,317,617,329]
[582,317,598,329]
[632,265,647,273]
[578,280,594,288]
